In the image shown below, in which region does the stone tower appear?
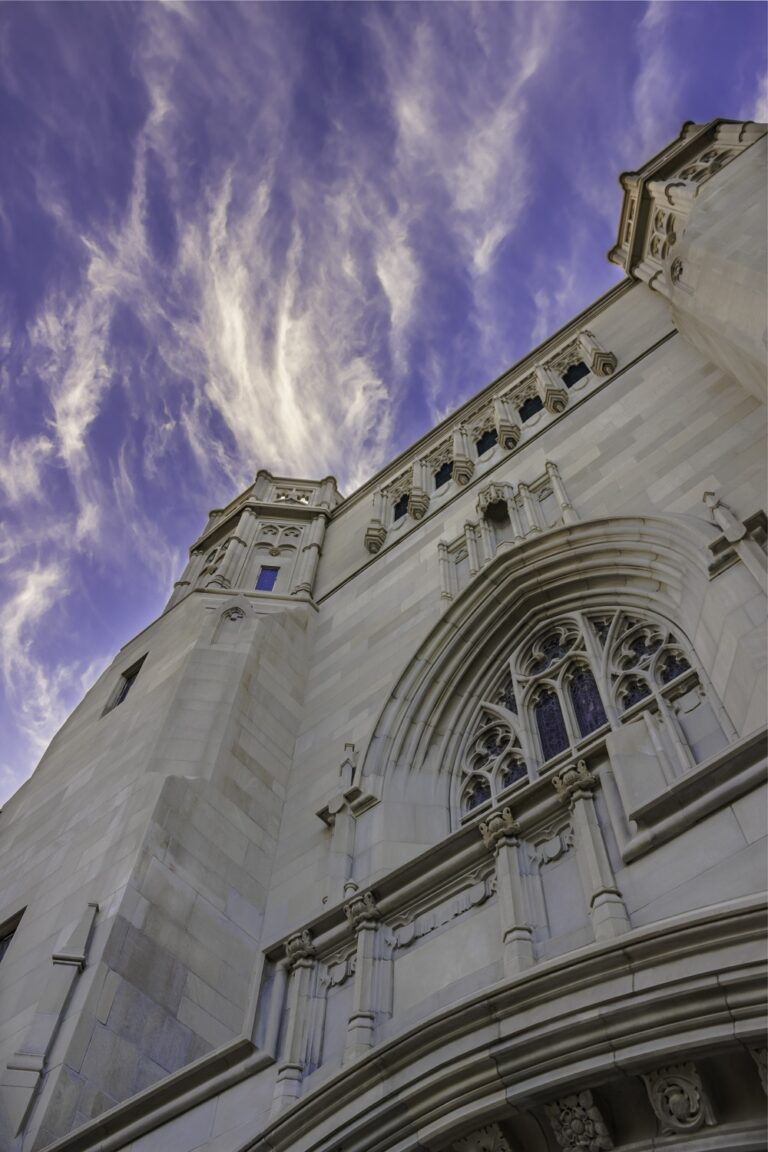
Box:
[0,119,766,1152]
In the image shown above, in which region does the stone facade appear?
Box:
[0,118,765,1152]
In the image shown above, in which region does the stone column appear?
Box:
[464,523,481,575]
[409,459,430,520]
[315,475,338,510]
[438,541,453,603]
[553,762,630,940]
[478,515,495,566]
[364,490,387,554]
[252,469,273,500]
[545,461,579,525]
[453,425,474,486]
[478,807,535,977]
[271,930,316,1116]
[505,492,525,542]
[518,484,542,535]
[291,514,327,596]
[165,548,206,609]
[343,892,381,1063]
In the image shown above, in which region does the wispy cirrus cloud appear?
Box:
[0,1,764,804]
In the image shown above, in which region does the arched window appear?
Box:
[458,610,728,816]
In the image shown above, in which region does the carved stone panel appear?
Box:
[453,1122,513,1152]
[544,1089,613,1151]
[641,1063,716,1135]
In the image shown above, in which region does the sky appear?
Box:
[0,1,766,805]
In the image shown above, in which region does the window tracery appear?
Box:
[458,610,727,816]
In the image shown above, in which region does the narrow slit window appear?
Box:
[475,429,498,456]
[434,461,453,490]
[0,914,21,963]
[518,395,544,422]
[255,566,279,592]
[105,656,146,714]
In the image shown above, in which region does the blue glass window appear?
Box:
[535,690,569,760]
[659,652,691,684]
[392,493,409,521]
[255,566,279,592]
[518,395,544,422]
[434,461,453,489]
[620,678,651,710]
[500,761,527,789]
[475,429,498,456]
[562,361,590,388]
[465,776,492,811]
[569,668,608,737]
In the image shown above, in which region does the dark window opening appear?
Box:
[392,493,410,521]
[569,668,608,737]
[0,915,21,963]
[518,395,544,422]
[535,690,569,761]
[562,361,590,388]
[434,461,453,489]
[475,428,498,456]
[255,566,279,592]
[485,500,510,526]
[106,656,146,713]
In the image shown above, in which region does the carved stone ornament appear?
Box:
[479,807,520,852]
[669,257,684,285]
[452,1121,513,1152]
[544,1089,613,1151]
[222,606,245,622]
[364,520,387,554]
[477,483,512,516]
[749,1047,767,1095]
[552,760,596,806]
[529,823,574,866]
[344,890,380,931]
[285,929,315,965]
[641,1062,715,1134]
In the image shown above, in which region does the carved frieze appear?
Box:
[384,872,494,951]
[453,1122,513,1152]
[528,822,574,866]
[641,1062,716,1134]
[749,1047,767,1095]
[544,1089,613,1151]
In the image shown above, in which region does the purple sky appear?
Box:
[0,1,766,804]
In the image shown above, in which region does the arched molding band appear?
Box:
[360,514,726,797]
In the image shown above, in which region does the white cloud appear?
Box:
[0,435,55,504]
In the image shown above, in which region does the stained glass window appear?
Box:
[497,684,517,713]
[518,395,544,422]
[475,429,498,456]
[620,677,651,710]
[659,652,691,684]
[500,761,527,789]
[535,690,569,761]
[465,776,492,810]
[562,361,590,388]
[569,668,608,737]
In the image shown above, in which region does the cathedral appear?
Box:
[0,118,766,1152]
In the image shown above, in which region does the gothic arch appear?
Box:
[360,514,755,839]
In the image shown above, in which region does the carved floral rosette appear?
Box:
[452,1122,513,1152]
[544,1089,613,1151]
